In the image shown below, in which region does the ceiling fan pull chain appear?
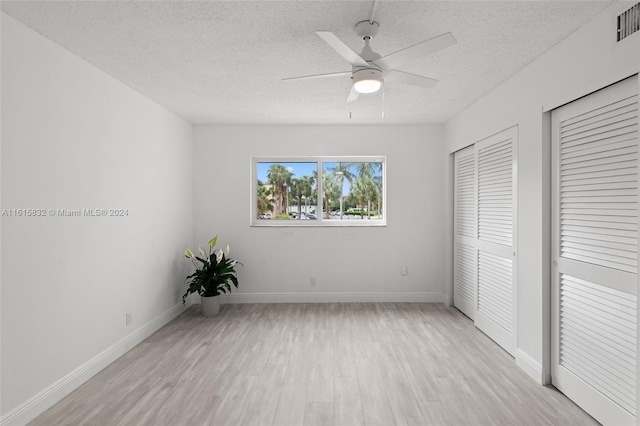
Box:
[381,82,385,119]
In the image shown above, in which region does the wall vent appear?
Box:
[617,2,640,41]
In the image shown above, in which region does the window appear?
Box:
[252,157,386,226]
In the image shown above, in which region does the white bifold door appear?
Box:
[454,127,518,355]
[454,146,477,320]
[551,75,638,425]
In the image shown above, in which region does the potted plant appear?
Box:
[182,236,242,316]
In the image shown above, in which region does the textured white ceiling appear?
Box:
[1,1,613,124]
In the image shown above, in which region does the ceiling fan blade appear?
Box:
[316,31,369,67]
[384,70,438,89]
[374,32,456,71]
[347,86,360,103]
[282,71,351,81]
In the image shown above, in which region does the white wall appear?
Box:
[0,13,194,422]
[194,125,446,302]
[444,1,640,383]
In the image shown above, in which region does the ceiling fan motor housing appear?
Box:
[354,20,380,39]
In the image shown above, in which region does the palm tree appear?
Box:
[343,192,357,212]
[328,162,355,219]
[311,170,319,211]
[267,164,293,216]
[355,162,382,178]
[371,174,383,218]
[300,175,315,216]
[353,162,382,218]
[322,171,341,219]
[290,175,317,218]
[257,184,274,218]
[351,174,378,219]
[290,178,303,218]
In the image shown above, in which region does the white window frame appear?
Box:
[251,156,386,227]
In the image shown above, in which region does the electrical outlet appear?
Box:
[401,266,408,276]
[125,312,132,326]
[310,277,316,286]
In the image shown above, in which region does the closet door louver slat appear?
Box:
[478,138,513,247]
[560,274,637,415]
[559,94,639,274]
[473,126,517,355]
[454,147,477,319]
[454,243,475,306]
[455,151,476,239]
[552,76,638,425]
[478,251,513,333]
[454,127,517,355]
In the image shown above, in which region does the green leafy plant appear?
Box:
[182,236,242,303]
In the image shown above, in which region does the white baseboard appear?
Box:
[516,348,545,385]
[213,291,446,304]
[0,300,190,426]
[122,301,188,352]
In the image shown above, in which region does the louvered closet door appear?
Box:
[552,75,638,426]
[454,146,477,319]
[473,127,518,356]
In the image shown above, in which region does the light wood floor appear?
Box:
[31,303,597,426]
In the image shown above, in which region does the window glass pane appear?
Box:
[256,162,318,220]
[322,162,383,220]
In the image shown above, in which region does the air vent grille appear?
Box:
[618,2,640,42]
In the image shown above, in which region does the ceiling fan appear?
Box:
[283,17,457,103]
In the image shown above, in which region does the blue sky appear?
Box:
[257,162,317,183]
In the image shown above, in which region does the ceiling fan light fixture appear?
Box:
[352,68,382,93]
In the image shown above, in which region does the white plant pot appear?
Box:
[200,295,220,317]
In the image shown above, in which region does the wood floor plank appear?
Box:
[29,303,598,426]
[334,377,364,426]
[356,358,396,426]
[303,402,334,426]
[272,382,307,426]
[209,375,257,426]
